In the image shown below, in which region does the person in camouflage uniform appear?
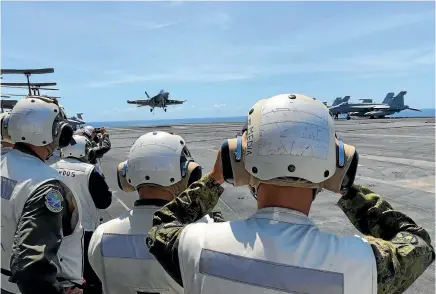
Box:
[75,126,111,176]
[146,94,434,294]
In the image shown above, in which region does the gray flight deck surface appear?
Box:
[66,117,436,293]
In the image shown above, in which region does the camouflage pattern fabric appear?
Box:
[147,176,434,292]
[338,185,435,294]
[146,173,224,286]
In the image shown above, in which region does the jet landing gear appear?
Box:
[164,108,167,112]
[346,114,351,120]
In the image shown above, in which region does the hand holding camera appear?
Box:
[93,127,106,135]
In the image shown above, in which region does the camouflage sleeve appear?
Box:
[146,173,224,286]
[93,134,111,158]
[337,185,435,294]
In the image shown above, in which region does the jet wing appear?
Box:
[351,105,390,110]
[127,99,151,105]
[166,99,185,105]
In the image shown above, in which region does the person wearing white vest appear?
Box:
[1,111,14,155]
[87,131,225,294]
[1,96,85,294]
[74,126,111,177]
[51,135,112,294]
[146,94,435,294]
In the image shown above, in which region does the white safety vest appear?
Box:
[88,203,215,294]
[51,158,98,232]
[1,149,84,293]
[178,207,377,294]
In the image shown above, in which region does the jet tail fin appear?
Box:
[389,91,407,107]
[331,97,342,106]
[77,113,84,119]
[382,92,395,104]
[342,96,351,102]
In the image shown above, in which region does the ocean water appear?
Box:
[87,110,435,128]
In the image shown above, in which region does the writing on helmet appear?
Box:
[220,94,359,195]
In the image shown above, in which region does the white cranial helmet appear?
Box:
[61,135,94,161]
[84,126,94,137]
[245,94,336,183]
[8,96,74,148]
[122,131,194,188]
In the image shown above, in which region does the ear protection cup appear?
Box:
[341,151,359,193]
[241,121,248,135]
[321,138,358,193]
[188,165,202,187]
[58,124,74,148]
[220,133,250,187]
[116,161,136,192]
[164,161,202,197]
[1,115,12,144]
[88,149,97,164]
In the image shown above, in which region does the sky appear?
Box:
[1,1,435,122]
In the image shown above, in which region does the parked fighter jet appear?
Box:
[329,91,421,119]
[127,89,186,113]
[57,103,86,130]
[67,113,86,130]
[323,96,350,109]
[330,96,350,107]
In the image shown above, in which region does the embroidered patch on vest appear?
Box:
[45,189,63,213]
[1,176,17,200]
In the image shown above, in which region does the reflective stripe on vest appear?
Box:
[101,233,155,260]
[199,249,344,294]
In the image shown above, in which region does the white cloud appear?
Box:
[85,71,254,88]
[85,46,434,87]
[213,104,227,108]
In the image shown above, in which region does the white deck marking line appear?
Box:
[112,192,130,211]
[219,198,241,219]
[357,176,434,194]
[359,154,434,168]
[339,133,434,140]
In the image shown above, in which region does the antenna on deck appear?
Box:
[1,68,57,96]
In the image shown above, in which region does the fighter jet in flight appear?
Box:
[329,91,421,119]
[127,89,186,113]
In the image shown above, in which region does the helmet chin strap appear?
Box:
[249,185,257,200]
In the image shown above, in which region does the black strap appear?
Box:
[1,268,12,277]
[2,268,83,289]
[1,269,17,294]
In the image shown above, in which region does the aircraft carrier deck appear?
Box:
[79,117,436,293]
